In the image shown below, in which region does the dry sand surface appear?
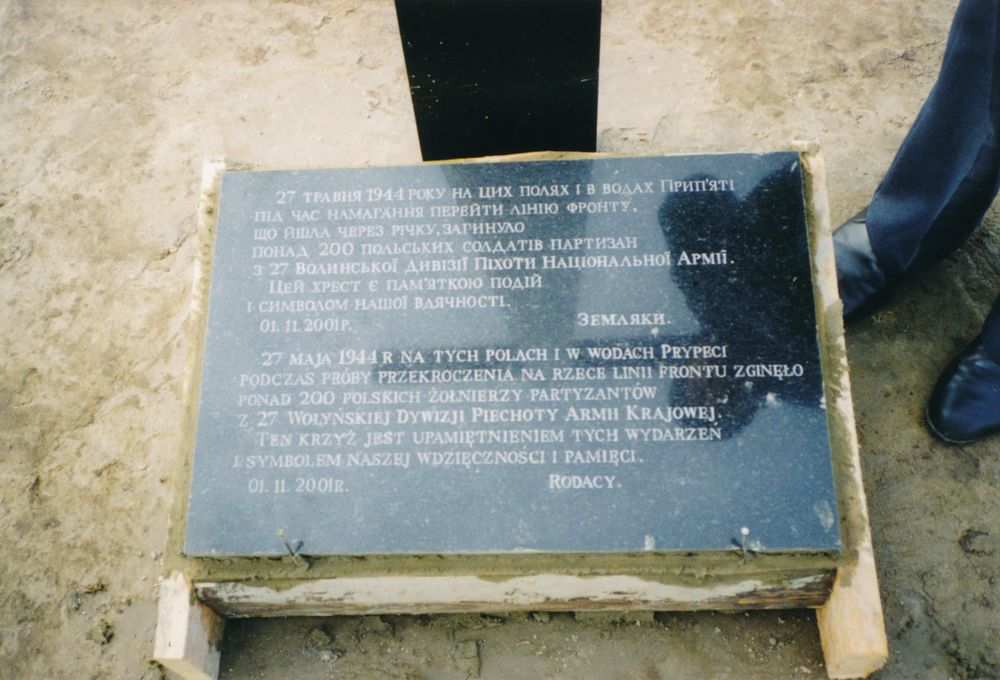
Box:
[2,1,999,678]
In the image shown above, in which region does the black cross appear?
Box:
[395,0,602,161]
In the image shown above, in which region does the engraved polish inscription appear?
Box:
[184,154,840,556]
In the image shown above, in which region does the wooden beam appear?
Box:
[798,144,888,678]
[154,572,225,680]
[195,570,834,618]
[818,552,888,679]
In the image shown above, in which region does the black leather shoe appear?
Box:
[833,209,894,321]
[926,336,1000,444]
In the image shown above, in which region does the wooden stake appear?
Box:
[154,572,225,680]
[818,552,888,679]
[798,144,888,678]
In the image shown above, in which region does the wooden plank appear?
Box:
[154,572,225,680]
[195,570,834,618]
[818,553,888,679]
[797,144,888,678]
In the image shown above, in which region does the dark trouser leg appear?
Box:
[979,10,1000,366]
[982,296,1000,362]
[867,0,1000,277]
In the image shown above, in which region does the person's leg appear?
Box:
[836,0,1000,319]
[983,296,1000,362]
[923,38,1000,443]
[839,0,1000,443]
[867,0,1000,277]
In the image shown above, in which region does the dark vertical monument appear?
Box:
[394,0,602,160]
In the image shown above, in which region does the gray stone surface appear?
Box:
[185,154,839,556]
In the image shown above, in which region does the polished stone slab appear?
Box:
[184,153,840,557]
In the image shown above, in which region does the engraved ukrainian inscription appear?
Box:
[185,155,839,556]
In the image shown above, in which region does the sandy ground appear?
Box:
[1,1,998,678]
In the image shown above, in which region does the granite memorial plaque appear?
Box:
[184,153,841,557]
